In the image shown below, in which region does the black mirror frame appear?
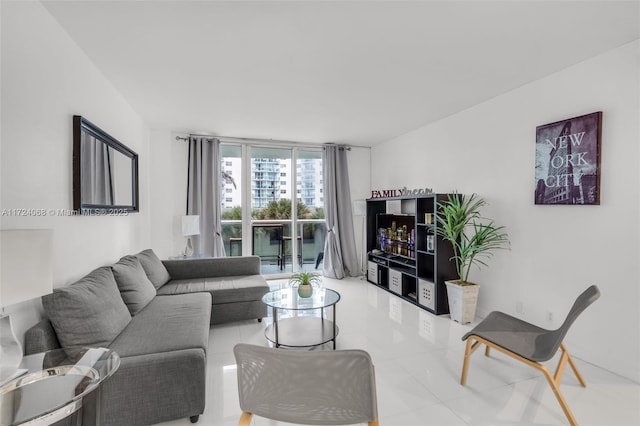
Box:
[73,115,139,214]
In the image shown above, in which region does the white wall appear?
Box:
[149,129,189,259]
[371,41,640,382]
[1,1,150,336]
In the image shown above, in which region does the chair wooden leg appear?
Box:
[368,418,379,426]
[540,365,579,426]
[553,348,569,384]
[460,338,475,385]
[553,344,587,388]
[561,343,587,387]
[464,336,581,426]
[238,411,253,426]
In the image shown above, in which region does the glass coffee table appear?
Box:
[262,287,341,349]
[0,347,120,425]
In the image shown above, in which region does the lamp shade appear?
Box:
[352,200,366,216]
[181,215,200,236]
[0,229,53,308]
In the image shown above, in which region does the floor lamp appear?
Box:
[0,229,53,386]
[181,215,200,257]
[352,200,367,277]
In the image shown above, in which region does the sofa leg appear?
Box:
[257,318,262,323]
[190,415,199,423]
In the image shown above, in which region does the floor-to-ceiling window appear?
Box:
[219,143,325,276]
[219,144,244,257]
[296,150,325,272]
[250,146,292,274]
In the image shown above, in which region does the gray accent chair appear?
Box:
[460,285,600,426]
[233,343,379,426]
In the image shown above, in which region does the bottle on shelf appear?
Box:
[426,234,435,252]
[378,228,386,251]
[409,229,414,257]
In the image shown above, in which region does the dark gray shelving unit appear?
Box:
[366,194,457,315]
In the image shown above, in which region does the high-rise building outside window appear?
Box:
[220,144,325,275]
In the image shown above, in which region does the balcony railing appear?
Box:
[221,219,326,274]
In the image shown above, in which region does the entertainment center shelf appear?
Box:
[366,194,457,315]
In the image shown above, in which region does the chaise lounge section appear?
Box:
[161,255,269,324]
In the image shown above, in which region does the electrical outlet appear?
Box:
[516,301,524,314]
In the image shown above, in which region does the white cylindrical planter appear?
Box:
[445,281,480,324]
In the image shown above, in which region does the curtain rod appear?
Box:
[174,134,369,150]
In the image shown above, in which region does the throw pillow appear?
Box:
[135,249,171,289]
[112,255,157,315]
[42,266,132,349]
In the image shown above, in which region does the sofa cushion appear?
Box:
[42,267,131,349]
[162,256,260,280]
[109,293,211,358]
[156,275,269,305]
[135,249,171,289]
[112,256,157,315]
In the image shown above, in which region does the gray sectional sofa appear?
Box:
[24,250,269,426]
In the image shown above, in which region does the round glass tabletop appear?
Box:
[262,287,341,310]
[0,347,120,425]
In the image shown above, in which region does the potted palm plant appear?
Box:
[289,271,322,298]
[436,193,509,324]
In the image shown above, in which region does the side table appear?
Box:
[0,347,120,426]
[262,288,340,349]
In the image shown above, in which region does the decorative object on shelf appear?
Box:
[534,111,602,205]
[426,234,435,252]
[181,215,200,256]
[436,193,509,324]
[0,229,53,386]
[289,271,321,298]
[370,186,433,199]
[376,214,415,259]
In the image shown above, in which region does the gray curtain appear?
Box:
[187,137,226,257]
[322,145,359,279]
[81,133,113,204]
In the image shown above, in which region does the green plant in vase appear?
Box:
[289,271,322,298]
[436,193,509,323]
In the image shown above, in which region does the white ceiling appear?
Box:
[42,1,639,146]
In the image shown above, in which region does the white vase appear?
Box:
[445,281,480,324]
[0,314,25,385]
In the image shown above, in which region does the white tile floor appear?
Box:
[159,277,640,426]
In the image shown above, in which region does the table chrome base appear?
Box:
[265,317,339,348]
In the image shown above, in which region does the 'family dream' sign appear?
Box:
[534,112,602,205]
[371,187,433,198]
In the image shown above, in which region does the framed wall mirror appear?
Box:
[73,115,139,214]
